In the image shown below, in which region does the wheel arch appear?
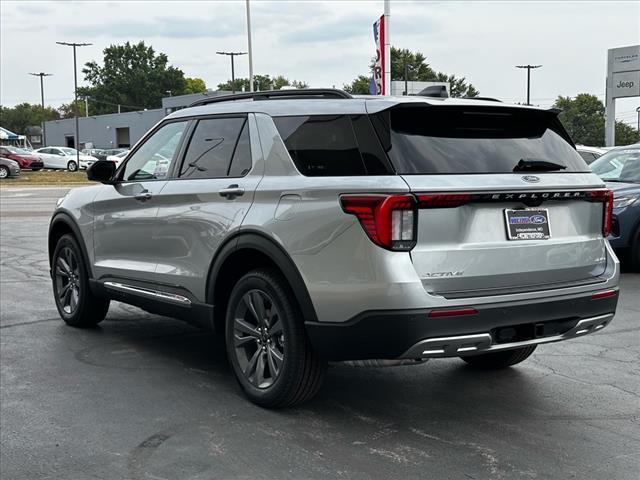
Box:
[206,231,318,333]
[48,212,93,278]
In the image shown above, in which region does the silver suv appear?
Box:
[48,89,620,407]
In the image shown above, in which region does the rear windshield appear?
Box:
[371,105,589,174]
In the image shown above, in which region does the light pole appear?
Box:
[636,106,640,133]
[216,51,247,94]
[516,64,542,106]
[246,0,254,92]
[57,41,92,165]
[28,72,52,146]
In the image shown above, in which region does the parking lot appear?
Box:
[0,186,638,480]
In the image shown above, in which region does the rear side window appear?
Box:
[372,106,589,174]
[180,116,250,179]
[273,115,392,176]
[578,151,597,163]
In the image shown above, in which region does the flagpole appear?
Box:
[384,0,391,96]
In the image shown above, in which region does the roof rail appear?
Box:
[189,88,353,107]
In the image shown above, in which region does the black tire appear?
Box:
[225,268,326,408]
[0,166,9,179]
[67,160,78,172]
[52,234,110,327]
[461,345,537,369]
[630,227,640,272]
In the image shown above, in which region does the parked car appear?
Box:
[0,157,21,178]
[32,147,98,171]
[49,89,620,408]
[101,148,128,157]
[82,148,108,161]
[576,145,606,164]
[0,146,44,170]
[591,145,640,270]
[106,149,130,167]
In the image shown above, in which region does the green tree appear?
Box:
[348,46,479,97]
[0,103,59,134]
[344,75,372,94]
[616,121,640,146]
[217,74,308,92]
[391,47,479,97]
[78,41,187,114]
[553,94,640,146]
[59,99,88,119]
[184,77,207,94]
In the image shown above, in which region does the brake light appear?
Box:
[587,189,614,237]
[417,193,472,208]
[340,194,417,251]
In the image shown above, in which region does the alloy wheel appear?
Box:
[54,247,81,314]
[232,289,285,389]
[0,167,8,178]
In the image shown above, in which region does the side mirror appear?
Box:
[87,160,116,184]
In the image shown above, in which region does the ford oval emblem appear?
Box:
[522,175,540,183]
[530,215,547,224]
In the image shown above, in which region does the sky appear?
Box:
[1,0,639,125]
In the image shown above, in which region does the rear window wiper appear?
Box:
[513,158,567,172]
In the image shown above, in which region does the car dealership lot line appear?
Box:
[1,186,638,480]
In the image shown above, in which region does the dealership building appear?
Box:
[43,91,229,150]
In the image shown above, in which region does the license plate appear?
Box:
[504,209,551,240]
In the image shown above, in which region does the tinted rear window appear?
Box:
[180,116,248,179]
[372,106,589,174]
[273,115,392,176]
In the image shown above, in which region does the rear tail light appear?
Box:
[340,194,417,251]
[587,189,614,237]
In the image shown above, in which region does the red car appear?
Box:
[0,146,44,170]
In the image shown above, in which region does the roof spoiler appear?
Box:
[416,85,449,98]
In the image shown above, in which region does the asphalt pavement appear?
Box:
[1,186,638,480]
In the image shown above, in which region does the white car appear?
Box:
[32,147,98,171]
[576,145,606,165]
[106,149,130,168]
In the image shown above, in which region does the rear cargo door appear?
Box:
[371,104,610,297]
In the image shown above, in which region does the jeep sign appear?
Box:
[605,44,640,146]
[613,71,640,98]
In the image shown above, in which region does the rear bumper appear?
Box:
[305,290,618,361]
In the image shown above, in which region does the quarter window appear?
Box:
[122,121,187,181]
[180,117,250,179]
[273,115,392,176]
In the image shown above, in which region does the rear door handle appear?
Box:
[134,191,152,201]
[219,184,245,199]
